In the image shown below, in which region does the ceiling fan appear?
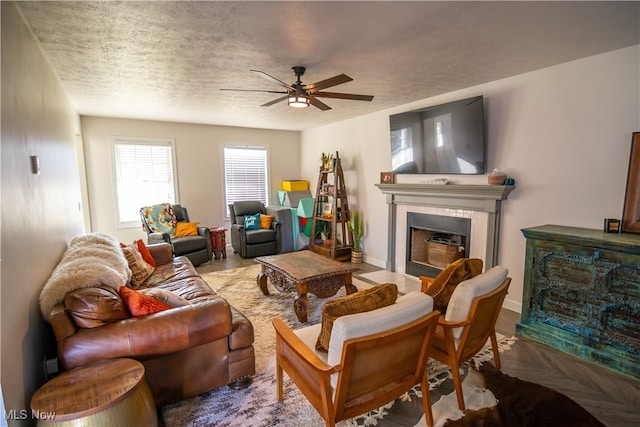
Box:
[220,66,374,110]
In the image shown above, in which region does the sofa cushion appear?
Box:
[446,266,509,342]
[243,213,260,230]
[423,258,483,313]
[245,228,277,244]
[315,283,398,352]
[171,235,207,255]
[122,245,155,287]
[142,288,190,307]
[326,292,434,375]
[136,239,156,268]
[64,286,130,328]
[118,286,173,316]
[260,214,274,229]
[175,222,199,237]
[172,204,189,222]
[139,256,200,288]
[232,201,266,218]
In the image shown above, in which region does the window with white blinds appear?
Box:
[112,137,178,227]
[224,146,269,216]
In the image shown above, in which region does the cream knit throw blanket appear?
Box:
[39,233,132,320]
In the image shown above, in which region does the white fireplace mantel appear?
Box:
[375,183,516,272]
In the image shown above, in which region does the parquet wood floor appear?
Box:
[198,253,640,426]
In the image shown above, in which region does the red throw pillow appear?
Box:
[118,286,173,316]
[135,239,156,267]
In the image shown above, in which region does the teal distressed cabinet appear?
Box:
[517,225,639,378]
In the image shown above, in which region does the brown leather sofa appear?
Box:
[47,242,255,406]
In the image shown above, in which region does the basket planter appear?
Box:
[351,251,363,264]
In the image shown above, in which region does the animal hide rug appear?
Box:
[39,233,132,319]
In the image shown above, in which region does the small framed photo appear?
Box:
[604,218,620,233]
[380,172,394,184]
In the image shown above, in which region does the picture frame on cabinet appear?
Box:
[621,132,640,233]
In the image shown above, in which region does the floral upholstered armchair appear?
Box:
[140,203,211,266]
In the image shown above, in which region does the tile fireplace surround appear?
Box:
[375,183,515,275]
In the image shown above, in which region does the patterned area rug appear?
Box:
[160,264,517,427]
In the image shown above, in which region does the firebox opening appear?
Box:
[406,213,471,278]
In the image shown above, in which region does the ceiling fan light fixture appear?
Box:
[288,93,310,108]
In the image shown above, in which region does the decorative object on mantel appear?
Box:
[347,210,364,263]
[621,132,640,234]
[423,178,449,185]
[487,168,507,185]
[380,171,394,183]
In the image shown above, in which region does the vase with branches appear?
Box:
[347,210,364,263]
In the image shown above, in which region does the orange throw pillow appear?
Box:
[135,239,156,267]
[118,286,173,317]
[174,222,199,237]
[260,214,274,229]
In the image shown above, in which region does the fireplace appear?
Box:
[376,183,515,276]
[406,213,471,277]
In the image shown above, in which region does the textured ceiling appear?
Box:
[15,1,640,131]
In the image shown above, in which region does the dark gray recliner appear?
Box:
[229,201,280,258]
[141,204,212,266]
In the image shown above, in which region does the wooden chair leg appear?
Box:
[490,331,501,369]
[450,362,466,411]
[421,374,434,427]
[443,327,465,410]
[276,358,284,402]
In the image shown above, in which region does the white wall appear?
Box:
[301,45,640,313]
[81,117,300,243]
[1,1,84,419]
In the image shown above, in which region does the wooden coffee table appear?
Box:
[255,250,359,322]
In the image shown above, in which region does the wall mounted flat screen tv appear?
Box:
[389,95,485,175]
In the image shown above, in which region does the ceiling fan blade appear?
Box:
[260,95,289,107]
[220,88,287,94]
[309,96,332,111]
[250,69,294,90]
[313,91,374,101]
[304,74,353,92]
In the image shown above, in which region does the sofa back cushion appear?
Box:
[230,201,266,225]
[64,286,130,328]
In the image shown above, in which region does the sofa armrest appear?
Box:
[197,226,212,259]
[148,232,169,245]
[271,220,282,253]
[147,243,174,265]
[59,298,233,370]
[49,304,77,341]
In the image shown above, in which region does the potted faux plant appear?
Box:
[316,221,332,245]
[347,210,364,263]
[321,152,334,171]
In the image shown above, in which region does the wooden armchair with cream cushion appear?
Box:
[429,266,511,410]
[272,290,440,427]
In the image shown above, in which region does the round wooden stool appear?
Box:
[31,358,157,426]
